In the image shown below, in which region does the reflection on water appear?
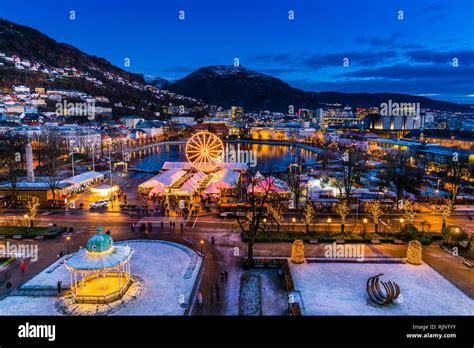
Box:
[133,143,318,173]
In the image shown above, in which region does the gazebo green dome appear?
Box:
[86,227,114,253]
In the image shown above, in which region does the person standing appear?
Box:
[173,221,176,230]
[160,221,164,231]
[57,281,62,293]
[169,221,173,231]
[220,271,225,283]
[224,270,229,282]
[20,260,26,272]
[211,236,215,245]
[180,222,184,232]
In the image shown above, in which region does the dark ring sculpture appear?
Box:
[366,273,400,305]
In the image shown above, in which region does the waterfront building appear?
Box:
[405,129,474,150]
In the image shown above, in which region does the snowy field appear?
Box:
[0,240,202,316]
[290,262,474,315]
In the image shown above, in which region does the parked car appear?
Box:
[219,211,246,218]
[90,200,109,209]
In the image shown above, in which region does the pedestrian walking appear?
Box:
[180,222,184,232]
[197,291,203,307]
[173,221,176,230]
[57,281,62,293]
[59,251,63,258]
[224,270,229,282]
[211,236,215,245]
[20,260,26,272]
[5,281,12,293]
[160,221,164,230]
[131,223,135,232]
[220,271,225,283]
[169,221,173,231]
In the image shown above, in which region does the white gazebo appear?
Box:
[65,227,134,304]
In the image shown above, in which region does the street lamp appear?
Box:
[363,218,368,233]
[400,218,404,232]
[69,140,76,177]
[292,217,296,231]
[66,236,71,254]
[327,218,332,233]
[455,227,460,234]
[200,240,204,257]
[263,218,267,232]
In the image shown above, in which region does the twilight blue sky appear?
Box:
[1,0,473,103]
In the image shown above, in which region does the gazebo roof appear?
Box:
[65,244,133,271]
[65,227,133,271]
[87,231,114,253]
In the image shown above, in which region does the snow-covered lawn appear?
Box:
[0,240,202,316]
[290,262,474,315]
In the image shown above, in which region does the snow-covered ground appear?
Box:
[0,240,202,316]
[290,262,474,315]
[21,254,73,289]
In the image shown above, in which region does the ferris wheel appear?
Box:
[185,131,224,172]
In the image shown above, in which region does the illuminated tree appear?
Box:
[303,202,314,233]
[366,200,384,234]
[268,198,286,233]
[434,198,453,229]
[335,200,351,235]
[402,200,417,224]
[26,196,40,228]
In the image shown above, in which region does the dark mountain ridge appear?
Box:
[168,65,472,113]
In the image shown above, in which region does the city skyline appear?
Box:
[1,0,473,103]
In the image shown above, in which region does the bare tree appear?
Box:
[0,133,26,205]
[380,150,423,202]
[445,154,472,209]
[331,145,367,202]
[41,130,66,202]
[286,163,305,213]
[235,174,277,265]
